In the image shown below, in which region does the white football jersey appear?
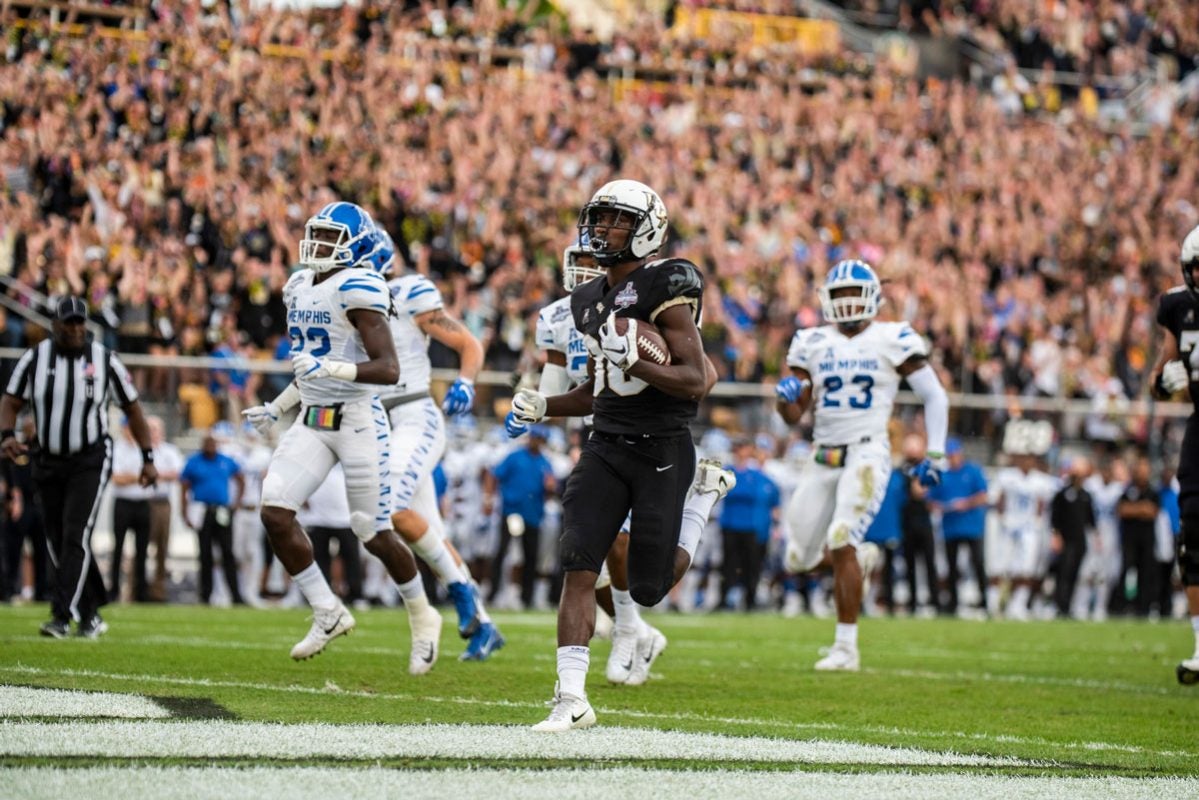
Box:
[1083,474,1124,527]
[378,273,443,400]
[786,321,928,446]
[441,441,491,528]
[995,467,1057,531]
[284,268,392,405]
[535,297,590,386]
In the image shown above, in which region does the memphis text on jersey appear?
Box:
[289,309,334,326]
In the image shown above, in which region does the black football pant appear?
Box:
[32,441,112,624]
[489,515,542,609]
[1053,537,1087,617]
[944,537,987,614]
[561,430,695,607]
[903,525,939,612]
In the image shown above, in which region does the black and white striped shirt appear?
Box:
[4,340,139,456]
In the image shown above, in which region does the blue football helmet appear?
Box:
[299,202,376,273]
[819,259,882,324]
[360,225,397,275]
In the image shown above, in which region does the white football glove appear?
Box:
[511,388,547,425]
[1162,360,1189,393]
[598,316,639,371]
[241,403,279,436]
[292,353,357,382]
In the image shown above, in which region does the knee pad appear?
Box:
[350,511,376,543]
[1181,514,1199,586]
[629,582,669,607]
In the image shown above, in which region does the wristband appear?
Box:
[0,429,13,441]
[1154,372,1167,399]
[925,451,944,460]
[142,448,154,463]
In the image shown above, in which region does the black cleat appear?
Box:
[39,619,71,639]
[77,614,109,639]
[1178,662,1199,686]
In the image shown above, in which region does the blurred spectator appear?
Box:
[146,415,182,602]
[899,434,940,615]
[1049,457,1096,618]
[928,438,990,616]
[180,433,245,606]
[863,462,907,615]
[717,438,780,611]
[485,426,556,609]
[108,421,154,602]
[1115,457,1160,617]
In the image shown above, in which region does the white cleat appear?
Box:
[606,626,638,684]
[532,684,596,732]
[814,642,860,672]
[693,458,736,499]
[291,603,356,660]
[626,624,667,686]
[408,607,443,676]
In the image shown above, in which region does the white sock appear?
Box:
[1010,585,1030,614]
[557,645,590,699]
[292,563,338,610]
[834,622,858,648]
[611,588,642,632]
[985,585,1000,614]
[1191,615,1199,655]
[678,492,718,559]
[411,528,470,587]
[397,575,431,615]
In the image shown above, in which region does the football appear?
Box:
[613,317,671,365]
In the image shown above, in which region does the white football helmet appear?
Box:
[819,259,883,324]
[1182,224,1199,300]
[577,179,668,266]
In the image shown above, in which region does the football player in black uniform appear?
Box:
[512,179,709,730]
[1150,224,1199,684]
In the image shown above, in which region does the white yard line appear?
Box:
[0,719,1028,767]
[2,767,1195,800]
[2,665,1192,760]
[865,667,1174,697]
[0,686,170,719]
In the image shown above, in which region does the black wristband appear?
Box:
[0,429,14,441]
[1154,372,1168,400]
[141,448,154,463]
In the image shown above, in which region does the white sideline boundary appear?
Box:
[2,767,1195,800]
[2,667,1192,760]
[0,720,1030,767]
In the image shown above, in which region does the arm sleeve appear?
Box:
[107,352,140,406]
[337,270,391,314]
[5,347,36,400]
[784,331,808,371]
[396,275,443,316]
[905,363,948,456]
[538,363,572,396]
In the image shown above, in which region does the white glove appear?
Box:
[292,353,357,382]
[1162,360,1189,393]
[511,388,547,425]
[583,334,603,361]
[598,316,638,371]
[242,403,279,436]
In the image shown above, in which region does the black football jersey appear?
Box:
[571,258,704,436]
[1157,285,1199,412]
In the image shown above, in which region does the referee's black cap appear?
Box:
[56,296,88,322]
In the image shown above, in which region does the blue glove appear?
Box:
[909,458,943,487]
[442,378,475,417]
[504,411,528,439]
[775,376,809,404]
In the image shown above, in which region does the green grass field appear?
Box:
[1,603,1196,798]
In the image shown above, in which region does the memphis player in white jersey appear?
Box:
[993,452,1058,620]
[509,238,736,687]
[246,201,434,662]
[366,227,505,664]
[776,259,949,671]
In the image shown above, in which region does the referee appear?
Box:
[0,297,157,638]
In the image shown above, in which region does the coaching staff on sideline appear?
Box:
[0,297,157,638]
